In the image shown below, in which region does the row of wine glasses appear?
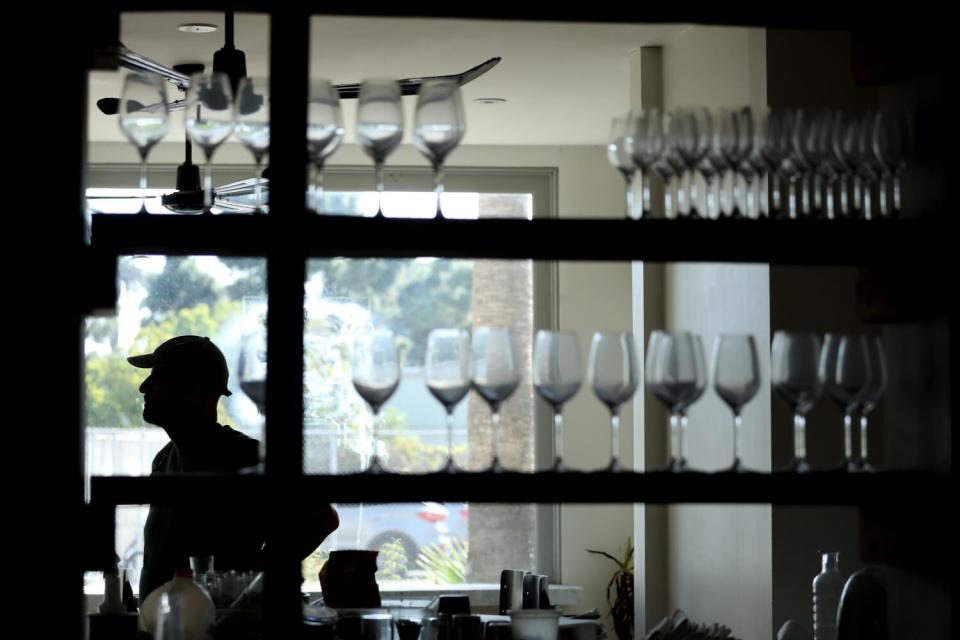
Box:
[608,107,911,221]
[119,72,270,214]
[308,77,466,217]
[350,328,887,474]
[119,73,466,217]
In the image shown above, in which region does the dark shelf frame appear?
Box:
[89,214,949,265]
[90,470,949,506]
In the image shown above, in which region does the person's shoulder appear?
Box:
[151,441,177,473]
[214,424,260,469]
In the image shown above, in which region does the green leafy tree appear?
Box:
[143,257,219,322]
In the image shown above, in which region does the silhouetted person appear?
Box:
[130,335,338,600]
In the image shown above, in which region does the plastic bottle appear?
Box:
[813,552,843,640]
[139,568,215,640]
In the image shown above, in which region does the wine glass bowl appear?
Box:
[771,331,822,471]
[356,79,404,216]
[119,73,171,214]
[588,331,639,471]
[819,333,870,471]
[234,77,270,213]
[351,329,401,473]
[645,331,706,471]
[425,328,472,472]
[712,334,761,472]
[307,80,345,213]
[414,80,466,218]
[471,326,521,473]
[532,330,582,471]
[184,72,235,214]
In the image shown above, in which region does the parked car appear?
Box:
[326,501,469,571]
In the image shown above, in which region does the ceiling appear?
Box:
[88,13,689,146]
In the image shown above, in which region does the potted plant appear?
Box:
[587,538,634,640]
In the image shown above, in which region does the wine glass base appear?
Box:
[365,457,387,474]
[669,457,690,473]
[606,459,622,473]
[487,458,506,474]
[551,458,566,473]
[728,459,747,473]
[439,458,460,474]
[790,459,811,473]
[855,460,876,472]
[843,459,859,472]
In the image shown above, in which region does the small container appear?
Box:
[500,570,525,615]
[452,614,482,640]
[509,609,561,640]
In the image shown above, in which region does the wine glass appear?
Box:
[588,332,639,472]
[607,113,638,219]
[771,331,822,472]
[724,107,755,218]
[184,72,234,215]
[532,330,582,471]
[471,327,520,473]
[712,335,761,472]
[234,77,270,214]
[819,334,870,471]
[763,108,793,217]
[352,329,401,473]
[857,335,887,471]
[239,329,268,414]
[307,80,345,213]
[356,79,404,217]
[425,328,472,472]
[119,73,170,214]
[669,108,711,218]
[645,331,706,471]
[872,110,910,217]
[627,109,665,218]
[414,80,465,218]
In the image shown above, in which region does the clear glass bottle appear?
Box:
[140,568,215,640]
[813,552,843,640]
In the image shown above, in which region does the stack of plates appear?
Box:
[644,610,738,640]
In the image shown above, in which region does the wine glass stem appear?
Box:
[371,410,381,466]
[253,155,263,214]
[793,412,808,466]
[375,160,385,215]
[624,172,636,219]
[801,173,811,215]
[893,170,902,213]
[668,413,679,465]
[314,162,325,213]
[203,156,214,214]
[788,178,798,219]
[641,170,651,216]
[490,408,501,468]
[825,178,836,220]
[433,163,445,217]
[554,410,563,467]
[745,175,755,218]
[771,173,781,214]
[610,411,621,470]
[664,174,676,219]
[138,151,149,214]
[705,174,717,218]
[760,172,770,217]
[862,177,873,220]
[859,414,869,468]
[445,409,455,467]
[732,412,743,468]
[679,413,689,465]
[843,412,854,467]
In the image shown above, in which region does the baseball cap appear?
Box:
[128,335,232,396]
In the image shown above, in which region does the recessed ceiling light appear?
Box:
[473,97,506,104]
[178,23,218,33]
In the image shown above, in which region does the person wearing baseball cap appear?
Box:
[130,335,338,600]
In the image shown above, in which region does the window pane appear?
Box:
[304,191,537,589]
